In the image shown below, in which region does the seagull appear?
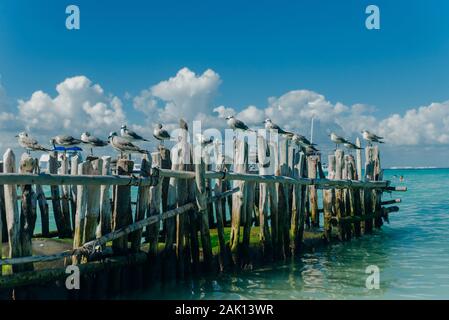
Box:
[108,132,148,156]
[153,124,171,145]
[304,144,320,156]
[120,124,149,142]
[195,133,214,147]
[329,132,349,150]
[225,116,253,132]
[81,132,108,155]
[263,119,294,137]
[50,135,83,148]
[343,141,363,151]
[16,132,50,153]
[291,134,316,148]
[361,130,384,145]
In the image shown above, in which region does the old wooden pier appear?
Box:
[0,128,405,299]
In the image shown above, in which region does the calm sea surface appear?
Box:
[37,168,449,299]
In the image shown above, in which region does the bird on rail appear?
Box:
[16,132,51,153]
[329,132,349,150]
[80,132,109,156]
[361,130,384,145]
[120,124,149,142]
[225,115,253,132]
[263,119,294,137]
[108,132,148,157]
[153,123,171,146]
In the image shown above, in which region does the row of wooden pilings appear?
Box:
[0,126,401,299]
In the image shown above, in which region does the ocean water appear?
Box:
[131,168,449,300]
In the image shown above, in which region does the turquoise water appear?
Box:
[132,168,449,299]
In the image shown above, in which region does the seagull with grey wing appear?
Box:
[81,132,109,155]
[108,132,147,157]
[121,124,149,142]
[291,133,316,148]
[329,132,349,150]
[50,135,83,148]
[225,115,253,132]
[195,133,215,147]
[361,130,384,145]
[153,124,171,146]
[264,119,294,137]
[343,141,363,151]
[16,132,50,153]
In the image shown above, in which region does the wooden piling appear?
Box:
[49,152,71,238]
[334,149,345,240]
[70,155,79,232]
[58,154,71,235]
[307,155,319,228]
[0,162,6,245]
[323,155,336,241]
[148,152,161,258]
[364,147,375,233]
[84,159,102,243]
[276,137,290,259]
[372,146,383,229]
[73,161,91,263]
[98,156,112,237]
[34,164,49,238]
[290,150,305,254]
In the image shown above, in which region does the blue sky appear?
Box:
[0,0,449,166]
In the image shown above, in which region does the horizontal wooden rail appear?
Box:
[0,187,239,267]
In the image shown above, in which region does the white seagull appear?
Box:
[16,132,50,153]
[263,119,294,136]
[225,116,253,132]
[329,132,349,149]
[343,141,363,151]
[361,130,384,145]
[195,133,214,147]
[50,135,83,147]
[120,124,149,142]
[153,124,171,145]
[291,133,316,148]
[81,132,109,155]
[108,132,147,156]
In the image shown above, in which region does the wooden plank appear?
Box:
[148,152,162,258]
[112,158,133,254]
[98,156,112,237]
[323,155,335,241]
[73,161,91,263]
[3,149,22,272]
[84,159,102,243]
[277,137,290,259]
[18,154,37,272]
[230,137,248,265]
[334,149,345,240]
[34,164,49,237]
[290,150,305,254]
[70,155,79,231]
[355,137,363,180]
[372,146,383,229]
[347,155,361,237]
[364,147,375,233]
[307,155,319,228]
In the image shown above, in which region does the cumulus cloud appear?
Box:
[18,76,126,137]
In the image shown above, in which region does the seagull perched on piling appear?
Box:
[120,124,149,142]
[225,115,253,132]
[291,133,316,148]
[329,132,349,150]
[50,135,83,148]
[81,132,109,155]
[361,130,384,145]
[195,133,215,147]
[343,141,363,151]
[264,119,294,137]
[108,132,147,156]
[153,124,171,145]
[16,132,50,153]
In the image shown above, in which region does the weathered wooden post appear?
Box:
[98,156,111,237]
[213,141,229,270]
[257,134,274,258]
[34,163,49,237]
[73,161,91,263]
[347,155,361,237]
[49,151,71,238]
[70,155,79,231]
[355,138,363,180]
[277,137,290,259]
[195,144,213,270]
[84,159,102,243]
[148,152,162,258]
[323,155,336,241]
[364,147,375,233]
[334,149,345,240]
[372,146,383,229]
[18,153,37,272]
[112,158,134,254]
[307,155,319,228]
[0,162,6,245]
[230,136,248,266]
[58,154,71,234]
[3,149,21,272]
[290,149,305,254]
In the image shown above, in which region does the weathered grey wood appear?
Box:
[364,147,375,233]
[213,141,229,270]
[307,155,319,228]
[58,154,71,235]
[334,149,345,240]
[73,161,91,264]
[18,153,37,272]
[347,155,361,237]
[195,150,213,269]
[355,137,363,180]
[70,155,79,231]
[257,134,274,257]
[148,152,162,258]
[372,146,383,229]
[49,152,71,238]
[112,159,133,254]
[0,162,8,244]
[34,164,49,237]
[323,155,336,241]
[98,156,111,237]
[290,150,305,254]
[230,137,248,265]
[277,137,290,259]
[3,149,21,271]
[84,159,102,243]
